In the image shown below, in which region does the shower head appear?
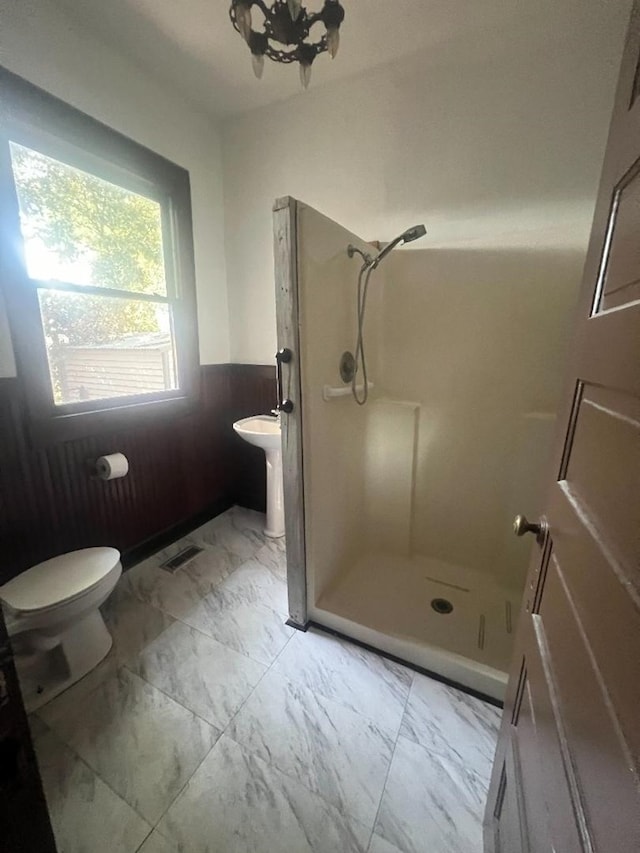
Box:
[402,224,427,243]
[370,223,426,269]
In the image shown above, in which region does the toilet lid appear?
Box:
[0,547,121,613]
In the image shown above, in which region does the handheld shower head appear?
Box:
[346,222,427,405]
[370,223,426,268]
[402,224,427,243]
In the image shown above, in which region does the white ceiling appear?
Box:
[55,0,623,119]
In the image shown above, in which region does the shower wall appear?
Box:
[295,203,384,605]
[381,247,582,591]
[292,200,580,627]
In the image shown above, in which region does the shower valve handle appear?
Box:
[275,348,294,414]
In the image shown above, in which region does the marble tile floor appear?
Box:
[28,506,502,853]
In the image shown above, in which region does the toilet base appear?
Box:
[14,608,113,713]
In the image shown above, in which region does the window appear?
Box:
[0,69,199,441]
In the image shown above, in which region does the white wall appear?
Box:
[222,0,630,363]
[0,0,229,368]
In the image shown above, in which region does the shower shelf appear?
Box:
[322,382,374,401]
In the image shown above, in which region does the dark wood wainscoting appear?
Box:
[0,363,276,585]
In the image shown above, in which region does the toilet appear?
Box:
[0,547,122,712]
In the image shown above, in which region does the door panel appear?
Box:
[485,5,640,852]
[549,484,640,748]
[491,619,585,853]
[523,623,587,853]
[599,156,640,310]
[493,737,530,853]
[562,384,639,567]
[575,303,640,389]
[537,555,638,853]
[509,674,553,853]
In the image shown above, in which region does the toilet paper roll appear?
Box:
[96,453,129,481]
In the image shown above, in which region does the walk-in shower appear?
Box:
[274,197,575,700]
[344,225,427,404]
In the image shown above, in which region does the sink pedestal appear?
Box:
[264,449,285,538]
[233,415,285,539]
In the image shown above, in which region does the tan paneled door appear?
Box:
[484,6,640,852]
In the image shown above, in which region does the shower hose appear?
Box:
[352,261,376,405]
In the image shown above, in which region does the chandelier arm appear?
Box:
[252,0,271,16]
[265,37,326,57]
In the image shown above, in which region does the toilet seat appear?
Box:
[0,547,121,614]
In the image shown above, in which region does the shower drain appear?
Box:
[431,598,454,615]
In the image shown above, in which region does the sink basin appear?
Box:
[233,416,281,451]
[233,416,284,538]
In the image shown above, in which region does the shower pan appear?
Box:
[273,196,567,700]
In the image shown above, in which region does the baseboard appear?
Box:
[121,496,233,570]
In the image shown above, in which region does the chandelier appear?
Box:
[229,0,346,88]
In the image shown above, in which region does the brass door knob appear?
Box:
[513,514,543,538]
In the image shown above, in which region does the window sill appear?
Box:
[28,393,199,446]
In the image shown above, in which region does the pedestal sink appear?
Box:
[233,415,284,538]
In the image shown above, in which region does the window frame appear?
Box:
[0,68,200,443]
